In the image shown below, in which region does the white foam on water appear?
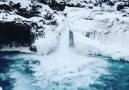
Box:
[0,87,2,90]
[3,17,110,90]
[8,50,109,90]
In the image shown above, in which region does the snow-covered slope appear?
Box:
[41,0,129,13]
[66,7,129,61]
[0,0,129,61]
[0,0,64,54]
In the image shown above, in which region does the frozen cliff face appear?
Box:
[67,7,129,61]
[69,8,129,47]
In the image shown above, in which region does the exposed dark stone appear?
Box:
[0,3,12,11]
[49,2,65,11]
[38,0,52,5]
[88,6,93,9]
[38,0,65,11]
[29,45,37,52]
[11,2,21,9]
[0,1,41,18]
[44,11,53,20]
[67,3,85,8]
[15,6,41,18]
[0,21,35,48]
[117,4,125,11]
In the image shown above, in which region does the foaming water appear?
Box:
[1,17,129,90]
[91,58,129,90]
[56,17,69,52]
[2,51,109,90]
[0,17,110,90]
[1,53,129,90]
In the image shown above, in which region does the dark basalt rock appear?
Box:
[29,45,37,52]
[0,1,48,49]
[38,0,66,11]
[0,3,12,11]
[49,2,65,11]
[0,21,35,48]
[0,1,41,18]
[15,4,41,18]
[39,0,129,12]
[44,11,53,20]
[117,4,125,11]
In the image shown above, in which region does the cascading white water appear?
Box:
[2,15,110,90]
[17,16,109,90]
[0,87,2,90]
[56,17,70,52]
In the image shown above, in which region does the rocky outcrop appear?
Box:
[0,0,129,54]
[0,1,41,18]
[39,0,129,12]
[38,0,66,11]
[0,0,62,51]
[0,21,34,48]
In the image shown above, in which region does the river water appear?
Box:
[0,17,129,90]
[0,52,129,90]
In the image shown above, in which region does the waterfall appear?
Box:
[56,17,70,52]
[69,30,74,47]
[0,87,2,90]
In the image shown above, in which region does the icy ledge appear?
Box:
[67,8,129,62]
[73,32,129,62]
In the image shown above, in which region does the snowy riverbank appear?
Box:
[65,7,129,62]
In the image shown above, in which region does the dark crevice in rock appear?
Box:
[0,22,35,48]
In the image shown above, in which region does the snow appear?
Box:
[8,0,32,10]
[0,0,65,54]
[0,13,28,22]
[0,87,2,90]
[4,16,109,89]
[73,31,129,61]
[0,0,129,62]
[65,7,129,61]
[0,47,32,53]
[32,14,65,55]
[32,30,59,55]
[4,48,109,90]
[1,1,129,89]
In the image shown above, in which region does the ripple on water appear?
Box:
[0,53,40,90]
[1,54,129,90]
[90,58,129,90]
[7,54,109,90]
[0,58,15,90]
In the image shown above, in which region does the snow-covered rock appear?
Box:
[0,0,129,60]
[0,0,64,54]
[67,7,129,61]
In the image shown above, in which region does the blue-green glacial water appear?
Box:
[0,52,129,90]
